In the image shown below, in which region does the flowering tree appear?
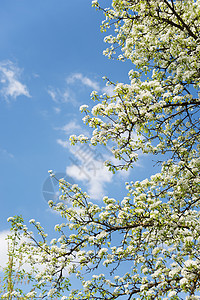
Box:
[5,0,200,299]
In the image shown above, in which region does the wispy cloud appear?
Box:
[53,107,61,114]
[0,146,14,159]
[47,86,77,106]
[56,120,89,139]
[66,72,116,96]
[48,88,57,103]
[59,121,82,134]
[66,73,100,91]
[57,138,69,149]
[62,89,76,103]
[0,61,30,100]
[48,73,113,111]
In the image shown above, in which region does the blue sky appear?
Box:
[0,0,157,273]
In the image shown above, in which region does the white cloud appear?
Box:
[60,132,143,199]
[0,61,30,100]
[48,73,114,110]
[56,120,89,139]
[57,138,69,148]
[0,229,78,278]
[0,229,45,274]
[66,144,113,200]
[47,86,77,106]
[56,130,113,200]
[67,162,112,200]
[59,121,82,134]
[48,88,57,103]
[62,89,72,103]
[55,120,125,200]
[0,230,9,269]
[67,73,100,91]
[0,229,33,271]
